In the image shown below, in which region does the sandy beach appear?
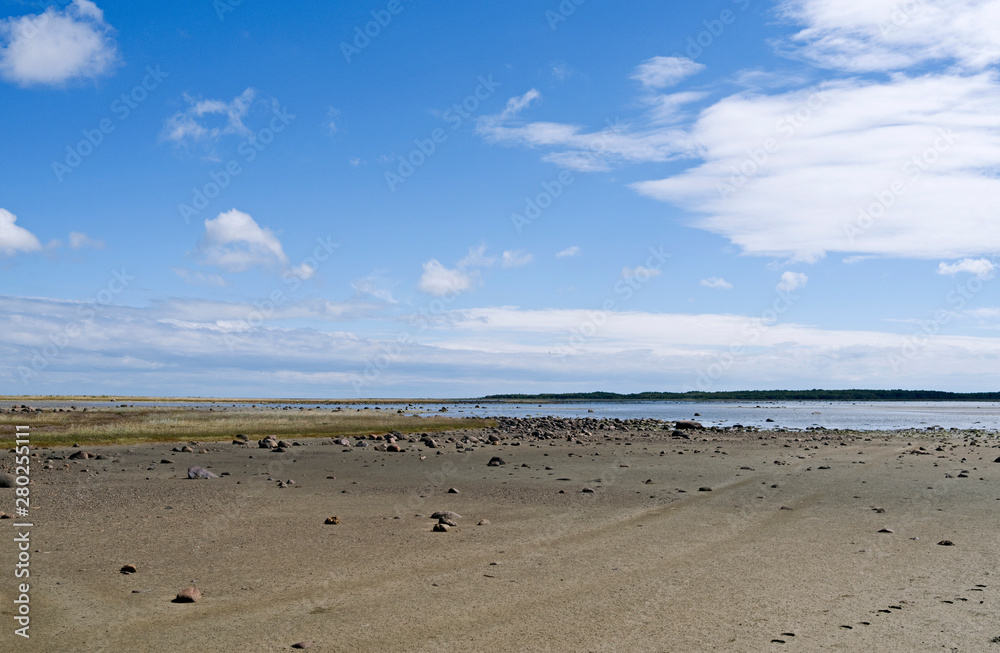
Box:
[2,416,999,652]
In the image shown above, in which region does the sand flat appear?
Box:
[3,425,998,651]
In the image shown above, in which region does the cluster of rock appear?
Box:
[256,435,306,452]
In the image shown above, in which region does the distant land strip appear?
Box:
[479,390,1000,402]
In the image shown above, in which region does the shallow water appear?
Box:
[13,399,1000,431]
[442,401,1000,431]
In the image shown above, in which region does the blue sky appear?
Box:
[2,0,1000,397]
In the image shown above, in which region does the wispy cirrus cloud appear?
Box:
[162,88,257,146]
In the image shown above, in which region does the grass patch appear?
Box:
[0,407,495,448]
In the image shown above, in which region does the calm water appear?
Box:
[437,401,1000,432]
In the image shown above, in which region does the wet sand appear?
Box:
[3,422,999,651]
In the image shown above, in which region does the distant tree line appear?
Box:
[479,389,1000,402]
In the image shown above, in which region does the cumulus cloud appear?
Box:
[556,246,580,258]
[0,0,118,86]
[418,245,531,296]
[418,260,472,297]
[938,258,996,279]
[630,56,705,89]
[700,277,733,290]
[162,88,257,145]
[0,209,42,256]
[777,271,808,292]
[198,209,287,272]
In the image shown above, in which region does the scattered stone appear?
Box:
[582,487,595,493]
[438,517,458,527]
[877,528,894,533]
[938,540,955,546]
[160,459,173,464]
[698,487,712,492]
[477,519,491,526]
[447,487,459,494]
[187,466,217,479]
[120,564,137,574]
[674,420,703,430]
[487,456,507,466]
[173,587,201,603]
[432,523,451,532]
[0,474,14,488]
[292,643,314,650]
[0,512,12,519]
[180,446,194,453]
[431,511,461,521]
[324,516,340,525]
[68,451,92,460]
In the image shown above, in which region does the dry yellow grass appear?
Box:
[0,406,494,447]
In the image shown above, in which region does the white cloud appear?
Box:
[938,258,996,279]
[162,88,257,145]
[556,246,580,258]
[499,88,541,121]
[501,250,533,268]
[632,73,1000,261]
[418,245,528,296]
[0,209,42,256]
[418,260,472,297]
[0,0,118,86]
[630,56,705,89]
[622,266,662,280]
[777,271,808,292]
[778,0,1000,72]
[68,231,103,249]
[478,93,698,172]
[701,277,733,290]
[198,209,287,272]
